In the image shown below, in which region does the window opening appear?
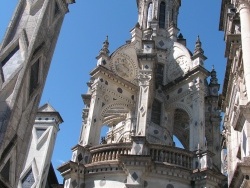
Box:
[159,2,166,28]
[22,169,35,188]
[151,99,161,125]
[1,45,20,67]
[29,59,40,96]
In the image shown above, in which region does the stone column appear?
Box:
[190,78,206,151]
[238,1,250,102]
[79,79,104,146]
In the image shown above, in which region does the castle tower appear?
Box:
[0,0,74,187]
[58,1,225,187]
[18,103,63,188]
[220,0,250,187]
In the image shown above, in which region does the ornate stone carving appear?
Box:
[111,53,137,82]
[138,71,152,86]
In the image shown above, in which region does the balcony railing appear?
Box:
[149,144,194,169]
[89,142,194,170]
[90,143,132,163]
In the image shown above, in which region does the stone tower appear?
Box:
[0,0,74,187]
[58,0,225,187]
[19,103,63,188]
[220,0,250,187]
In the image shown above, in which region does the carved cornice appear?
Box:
[232,103,250,131]
[90,65,138,92]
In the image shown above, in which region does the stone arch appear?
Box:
[165,102,192,121]
[99,102,132,144]
[100,102,131,126]
[165,102,192,149]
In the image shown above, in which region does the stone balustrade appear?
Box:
[90,143,132,163]
[89,143,194,170]
[149,144,194,169]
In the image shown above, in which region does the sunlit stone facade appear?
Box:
[58,1,226,187]
[220,0,250,187]
[0,0,74,187]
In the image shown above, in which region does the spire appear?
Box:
[193,36,204,56]
[210,65,218,85]
[209,65,220,96]
[98,36,110,56]
[191,35,207,64]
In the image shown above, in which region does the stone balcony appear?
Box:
[88,142,194,170]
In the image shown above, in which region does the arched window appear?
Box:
[147,3,153,28]
[159,1,166,28]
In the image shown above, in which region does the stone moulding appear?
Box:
[232,104,250,131]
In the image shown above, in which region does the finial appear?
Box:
[178,33,183,39]
[210,65,218,84]
[98,35,110,56]
[193,35,204,55]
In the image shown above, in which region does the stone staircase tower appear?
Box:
[58,1,226,187]
[0,0,74,187]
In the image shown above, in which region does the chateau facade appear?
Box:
[220,0,250,187]
[58,1,226,187]
[2,0,250,187]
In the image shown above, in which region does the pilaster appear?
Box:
[190,78,206,151]
[237,0,250,103]
[79,79,105,146]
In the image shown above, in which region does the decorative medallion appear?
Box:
[112,53,136,82]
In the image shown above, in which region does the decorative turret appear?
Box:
[96,36,110,66]
[209,66,220,96]
[192,36,207,66]
[210,66,218,84]
[98,36,110,56]
[58,1,226,187]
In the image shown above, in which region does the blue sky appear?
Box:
[1,1,225,183]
